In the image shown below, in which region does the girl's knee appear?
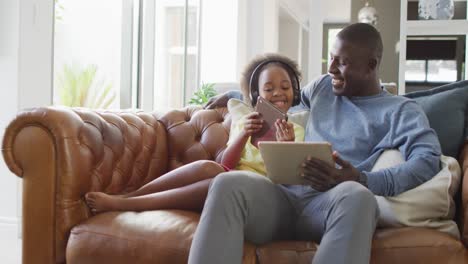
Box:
[202,160,225,173]
[194,160,225,178]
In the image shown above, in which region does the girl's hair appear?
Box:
[240,53,302,107]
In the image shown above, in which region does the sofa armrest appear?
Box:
[460,140,468,246]
[1,106,168,264]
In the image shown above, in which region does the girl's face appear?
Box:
[257,65,294,113]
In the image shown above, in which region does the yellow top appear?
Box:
[227,115,305,176]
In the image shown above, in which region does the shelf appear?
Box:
[406,20,468,36]
[399,0,468,94]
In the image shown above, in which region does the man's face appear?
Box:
[328,38,373,97]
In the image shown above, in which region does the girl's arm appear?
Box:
[220,132,249,169]
[221,112,263,169]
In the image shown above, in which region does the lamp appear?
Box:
[358,1,378,26]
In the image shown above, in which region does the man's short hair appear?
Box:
[337,23,383,65]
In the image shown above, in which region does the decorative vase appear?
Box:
[418,0,454,20]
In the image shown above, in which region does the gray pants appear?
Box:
[188,171,379,264]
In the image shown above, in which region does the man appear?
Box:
[188,23,441,264]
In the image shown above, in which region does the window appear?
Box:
[53,0,239,112]
[405,60,427,82]
[53,0,139,109]
[406,60,457,83]
[405,37,464,85]
[427,60,457,82]
[153,0,200,112]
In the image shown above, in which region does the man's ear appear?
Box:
[368,58,378,71]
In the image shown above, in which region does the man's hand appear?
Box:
[204,92,230,109]
[275,119,295,142]
[300,151,361,192]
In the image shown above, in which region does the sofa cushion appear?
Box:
[67,210,257,264]
[68,212,466,264]
[373,150,461,238]
[403,81,468,157]
[256,228,466,264]
[67,211,199,263]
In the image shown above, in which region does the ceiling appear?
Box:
[279,0,352,24]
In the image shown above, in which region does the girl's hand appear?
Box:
[275,119,295,141]
[241,112,263,137]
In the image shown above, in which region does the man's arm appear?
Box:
[364,101,442,196]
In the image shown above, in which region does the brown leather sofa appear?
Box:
[2,106,468,264]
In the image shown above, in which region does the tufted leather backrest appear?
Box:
[158,106,231,171]
[2,107,171,262]
[72,109,169,194]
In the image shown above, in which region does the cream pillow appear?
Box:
[227,99,253,122]
[374,150,462,238]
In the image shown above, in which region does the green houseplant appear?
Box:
[188,83,217,106]
[55,63,116,109]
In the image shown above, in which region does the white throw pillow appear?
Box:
[374,150,462,238]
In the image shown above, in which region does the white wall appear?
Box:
[307,0,352,80]
[279,0,309,27]
[279,12,301,62]
[323,0,351,23]
[0,0,21,262]
[0,1,54,262]
[18,0,54,109]
[237,0,279,79]
[199,0,238,83]
[308,0,324,79]
[0,0,20,223]
[201,0,316,84]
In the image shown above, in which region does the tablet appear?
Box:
[258,141,334,185]
[251,96,288,145]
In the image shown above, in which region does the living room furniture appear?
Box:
[2,85,468,263]
[399,0,468,93]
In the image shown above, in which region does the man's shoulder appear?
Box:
[384,94,419,108]
[302,74,332,95]
[377,91,417,107]
[313,74,332,88]
[382,94,426,120]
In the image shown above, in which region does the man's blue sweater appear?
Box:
[301,75,441,196]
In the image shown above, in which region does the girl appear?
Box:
[85,53,304,213]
